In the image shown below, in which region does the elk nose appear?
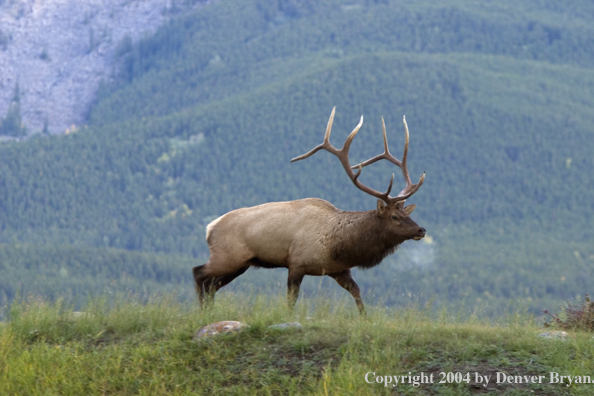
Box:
[418,227,426,237]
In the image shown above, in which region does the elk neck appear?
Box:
[329,209,403,269]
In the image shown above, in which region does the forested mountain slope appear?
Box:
[1,0,593,314]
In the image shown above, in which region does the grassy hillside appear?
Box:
[0,0,593,313]
[1,296,592,395]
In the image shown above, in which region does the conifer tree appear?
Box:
[0,83,27,137]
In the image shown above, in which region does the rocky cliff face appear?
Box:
[0,0,210,134]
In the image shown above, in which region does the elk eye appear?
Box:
[391,215,399,220]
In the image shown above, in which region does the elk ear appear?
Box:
[404,204,416,215]
[376,200,387,216]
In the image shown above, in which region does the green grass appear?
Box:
[1,294,593,395]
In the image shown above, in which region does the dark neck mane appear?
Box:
[329,210,404,269]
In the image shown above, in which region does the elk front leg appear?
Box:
[329,269,365,315]
[287,269,305,310]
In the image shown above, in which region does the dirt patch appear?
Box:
[260,334,345,378]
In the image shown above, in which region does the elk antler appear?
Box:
[291,107,425,205]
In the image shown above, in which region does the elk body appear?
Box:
[193,108,426,314]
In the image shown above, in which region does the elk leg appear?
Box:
[213,265,249,291]
[329,269,365,315]
[193,264,249,306]
[287,269,305,310]
[192,264,214,306]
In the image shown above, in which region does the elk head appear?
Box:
[291,107,426,243]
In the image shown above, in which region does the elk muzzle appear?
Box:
[413,227,426,241]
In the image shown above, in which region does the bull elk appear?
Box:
[193,107,426,314]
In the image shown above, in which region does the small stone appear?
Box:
[195,321,249,341]
[267,322,303,330]
[66,311,93,320]
[538,331,568,340]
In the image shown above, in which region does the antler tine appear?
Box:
[382,117,388,153]
[343,115,363,152]
[331,115,365,181]
[401,116,412,186]
[291,107,338,163]
[323,106,336,145]
[291,107,363,165]
[388,116,425,203]
[384,173,395,197]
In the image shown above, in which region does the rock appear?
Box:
[68,311,93,320]
[538,331,569,340]
[195,321,249,341]
[267,322,303,330]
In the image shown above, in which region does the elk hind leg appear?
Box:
[287,269,305,311]
[329,269,365,315]
[193,263,250,307]
[192,264,214,306]
[213,265,249,291]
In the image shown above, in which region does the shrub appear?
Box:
[543,294,594,331]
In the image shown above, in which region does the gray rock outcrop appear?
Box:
[0,0,211,134]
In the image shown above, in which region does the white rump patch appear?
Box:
[205,215,224,241]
